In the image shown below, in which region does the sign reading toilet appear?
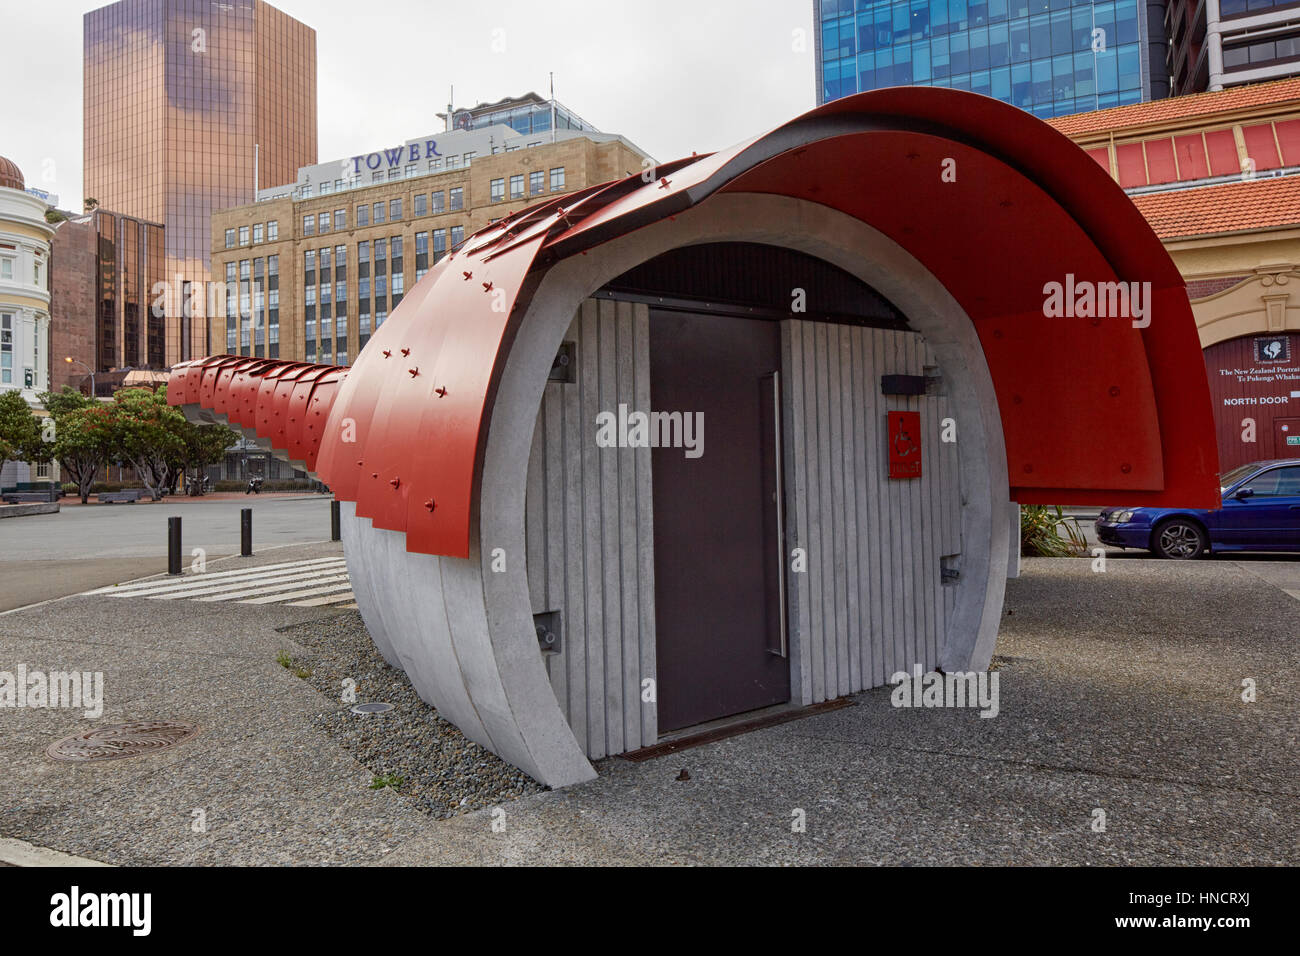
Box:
[888,411,922,479]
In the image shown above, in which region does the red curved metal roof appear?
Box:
[172,87,1220,558]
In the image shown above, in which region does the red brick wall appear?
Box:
[48,219,98,393]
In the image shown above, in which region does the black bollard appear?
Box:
[241,507,253,557]
[168,516,182,574]
[330,499,341,542]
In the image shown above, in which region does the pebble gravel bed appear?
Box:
[276,612,543,819]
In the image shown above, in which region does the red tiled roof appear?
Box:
[1132,174,1300,239]
[1048,78,1300,136]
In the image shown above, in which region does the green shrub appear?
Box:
[1021,505,1088,557]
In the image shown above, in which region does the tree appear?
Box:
[0,390,45,465]
[48,402,114,504]
[106,387,185,500]
[83,198,99,212]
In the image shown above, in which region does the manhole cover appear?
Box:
[351,702,394,715]
[46,720,200,763]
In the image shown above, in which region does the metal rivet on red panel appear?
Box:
[1109,386,1121,397]
[371,473,378,479]
[1121,463,1132,473]
[383,350,391,358]
[435,387,447,397]
[658,177,671,189]
[390,478,401,489]
[401,348,410,356]
[462,271,472,280]
[424,499,436,512]
[409,367,419,377]
[1023,464,1034,473]
[482,282,493,292]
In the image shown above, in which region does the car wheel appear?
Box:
[1152,519,1207,560]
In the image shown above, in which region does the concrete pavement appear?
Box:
[0,542,1296,865]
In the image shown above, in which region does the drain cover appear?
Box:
[46,720,200,763]
[351,702,394,715]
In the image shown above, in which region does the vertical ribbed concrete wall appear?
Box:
[524,298,657,759]
[782,321,962,705]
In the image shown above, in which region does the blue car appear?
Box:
[1096,460,1300,559]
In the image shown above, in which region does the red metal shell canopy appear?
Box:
[171,88,1221,558]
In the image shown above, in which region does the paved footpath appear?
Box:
[0,544,1296,865]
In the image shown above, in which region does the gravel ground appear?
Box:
[275,612,543,819]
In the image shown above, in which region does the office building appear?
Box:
[814,0,1165,118]
[84,0,316,367]
[1168,0,1300,95]
[48,209,166,394]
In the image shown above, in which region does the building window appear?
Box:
[405,163,417,178]
[450,187,464,211]
[373,202,385,224]
[450,225,465,250]
[431,190,445,213]
[253,223,264,243]
[446,155,460,169]
[390,198,402,220]
[391,236,403,260]
[433,228,447,262]
[529,170,544,195]
[358,240,369,263]
[320,180,333,195]
[1,313,11,384]
[388,168,401,181]
[463,151,476,166]
[375,310,387,328]
[268,220,279,240]
[225,228,236,249]
[319,211,331,232]
[376,274,387,296]
[237,225,249,245]
[429,158,441,170]
[303,215,315,235]
[357,204,369,227]
[490,178,505,202]
[392,273,404,296]
[415,231,428,256]
[510,174,524,199]
[372,171,385,183]
[300,183,313,198]
[550,167,566,191]
[414,194,426,216]
[335,208,346,230]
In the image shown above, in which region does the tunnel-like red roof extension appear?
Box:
[171,87,1220,558]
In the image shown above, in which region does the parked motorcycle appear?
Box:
[246,476,264,495]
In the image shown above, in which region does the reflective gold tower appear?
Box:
[84,0,316,366]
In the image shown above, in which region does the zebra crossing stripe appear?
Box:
[83,557,345,595]
[110,561,348,600]
[238,581,356,605]
[286,591,358,608]
[194,573,351,603]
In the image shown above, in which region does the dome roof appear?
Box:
[0,156,25,191]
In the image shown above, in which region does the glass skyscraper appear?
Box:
[815,0,1168,119]
[84,0,317,365]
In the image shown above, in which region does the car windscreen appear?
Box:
[1220,464,1257,490]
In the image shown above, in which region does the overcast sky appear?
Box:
[2,0,817,206]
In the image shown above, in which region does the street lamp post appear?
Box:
[64,356,95,397]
